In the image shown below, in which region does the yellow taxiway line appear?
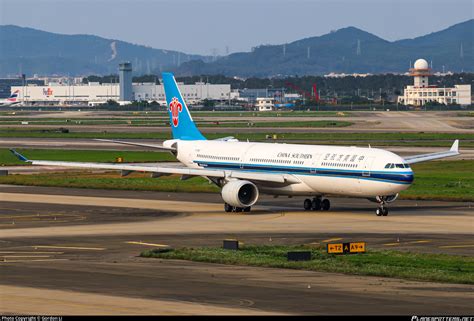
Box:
[0,251,64,254]
[32,245,106,251]
[407,240,432,244]
[438,244,474,249]
[321,238,343,243]
[126,241,170,248]
[1,255,51,258]
[1,259,69,263]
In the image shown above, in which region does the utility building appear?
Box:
[10,63,233,106]
[11,82,231,106]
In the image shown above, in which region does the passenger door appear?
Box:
[362,156,375,177]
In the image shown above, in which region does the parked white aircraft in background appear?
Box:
[0,90,20,106]
[10,73,460,216]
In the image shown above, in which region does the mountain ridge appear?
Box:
[0,24,207,76]
[175,19,473,77]
[1,20,472,77]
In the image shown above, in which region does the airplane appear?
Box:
[10,73,460,216]
[0,90,20,106]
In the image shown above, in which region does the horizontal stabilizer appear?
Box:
[213,136,239,142]
[94,139,175,151]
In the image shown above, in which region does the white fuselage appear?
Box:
[169,139,414,198]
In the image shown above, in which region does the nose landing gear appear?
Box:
[375,205,389,216]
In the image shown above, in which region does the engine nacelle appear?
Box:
[367,194,399,204]
[221,180,259,208]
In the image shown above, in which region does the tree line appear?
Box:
[82,73,473,99]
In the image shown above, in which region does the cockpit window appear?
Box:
[385,163,410,169]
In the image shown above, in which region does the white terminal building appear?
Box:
[397,58,471,106]
[11,62,235,106]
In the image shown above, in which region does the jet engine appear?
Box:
[221,180,259,208]
[368,194,399,204]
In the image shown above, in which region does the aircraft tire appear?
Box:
[311,198,322,211]
[375,207,383,216]
[321,199,331,211]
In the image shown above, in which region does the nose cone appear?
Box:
[404,169,414,184]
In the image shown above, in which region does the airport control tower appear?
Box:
[398,58,471,106]
[119,62,133,101]
[410,58,431,88]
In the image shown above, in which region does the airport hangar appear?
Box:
[11,62,236,106]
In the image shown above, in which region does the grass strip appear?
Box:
[0,130,472,147]
[0,119,353,128]
[140,245,474,284]
[0,149,175,166]
[402,160,473,201]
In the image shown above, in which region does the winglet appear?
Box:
[450,140,459,153]
[9,149,30,162]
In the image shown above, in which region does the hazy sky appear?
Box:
[1,0,472,55]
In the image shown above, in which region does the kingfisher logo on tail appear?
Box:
[169,97,183,127]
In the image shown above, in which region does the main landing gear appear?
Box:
[375,206,389,216]
[304,197,330,211]
[224,203,251,213]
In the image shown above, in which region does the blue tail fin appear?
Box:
[162,72,206,140]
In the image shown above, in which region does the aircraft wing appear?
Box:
[93,139,176,151]
[9,149,299,185]
[403,140,460,164]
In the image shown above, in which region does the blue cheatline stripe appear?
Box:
[194,160,414,185]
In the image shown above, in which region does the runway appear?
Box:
[1,185,473,315]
